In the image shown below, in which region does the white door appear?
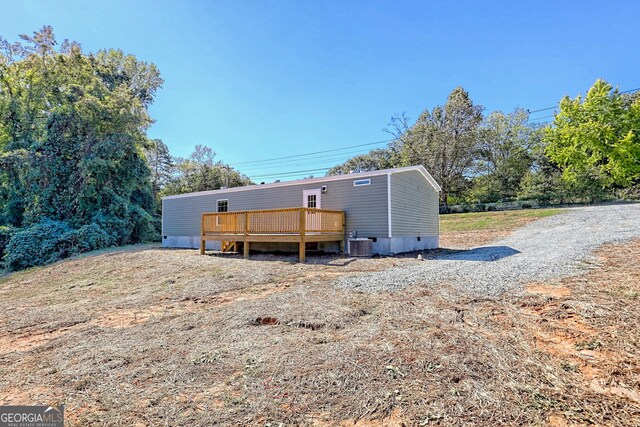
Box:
[303,189,322,232]
[303,189,322,209]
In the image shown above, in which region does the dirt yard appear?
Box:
[0,209,639,426]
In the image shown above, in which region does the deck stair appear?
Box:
[221,241,237,253]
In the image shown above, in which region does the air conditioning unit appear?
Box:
[348,238,373,257]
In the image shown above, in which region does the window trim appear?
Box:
[353,178,371,186]
[216,199,229,226]
[216,199,229,213]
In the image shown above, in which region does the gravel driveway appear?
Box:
[334,204,640,295]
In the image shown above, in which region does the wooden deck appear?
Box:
[200,207,345,262]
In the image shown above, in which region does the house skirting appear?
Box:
[164,235,439,255]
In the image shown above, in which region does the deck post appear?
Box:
[243,211,249,259]
[299,208,306,263]
[200,214,205,255]
[340,211,346,255]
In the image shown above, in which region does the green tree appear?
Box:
[545,79,640,191]
[0,26,163,267]
[145,139,175,201]
[390,87,483,204]
[326,148,395,175]
[161,145,252,196]
[469,108,539,202]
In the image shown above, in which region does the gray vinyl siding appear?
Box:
[390,170,439,237]
[162,174,389,238]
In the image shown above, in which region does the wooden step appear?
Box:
[221,241,237,253]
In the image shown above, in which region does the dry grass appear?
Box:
[0,229,639,425]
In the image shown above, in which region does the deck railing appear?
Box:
[202,207,344,236]
[201,207,345,262]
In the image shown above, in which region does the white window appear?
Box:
[353,179,371,186]
[217,199,228,212]
[307,194,317,208]
[303,189,322,208]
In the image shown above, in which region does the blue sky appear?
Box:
[2,0,639,181]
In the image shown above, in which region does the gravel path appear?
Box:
[334,204,640,296]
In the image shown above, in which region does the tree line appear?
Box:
[1,27,638,271]
[329,83,640,208]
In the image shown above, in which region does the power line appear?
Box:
[232,138,395,166]
[527,106,556,114]
[528,114,555,122]
[250,167,331,179]
[239,148,388,172]
[527,86,640,116]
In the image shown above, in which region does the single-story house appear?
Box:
[161,165,441,255]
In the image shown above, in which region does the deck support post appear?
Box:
[340,211,346,255]
[200,213,205,255]
[299,208,306,263]
[243,211,249,259]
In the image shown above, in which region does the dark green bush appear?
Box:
[3,220,114,271]
[4,220,71,271]
[0,226,16,270]
[57,223,113,258]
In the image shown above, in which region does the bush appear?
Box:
[57,223,113,258]
[3,220,113,271]
[0,226,16,271]
[4,220,71,271]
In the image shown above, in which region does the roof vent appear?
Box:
[348,238,373,257]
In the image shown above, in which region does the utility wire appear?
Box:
[527,86,640,116]
[232,138,394,166]
[240,148,388,172]
[250,167,332,180]
[528,114,555,122]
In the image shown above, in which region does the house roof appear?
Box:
[162,165,441,200]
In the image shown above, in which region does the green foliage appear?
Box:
[160,144,252,196]
[472,109,539,202]
[327,148,394,175]
[330,82,637,206]
[56,223,113,258]
[3,219,71,270]
[545,79,640,189]
[3,219,115,271]
[145,139,174,204]
[0,26,162,269]
[390,87,484,204]
[0,225,15,270]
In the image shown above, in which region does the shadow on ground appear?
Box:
[431,246,520,262]
[201,246,520,264]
